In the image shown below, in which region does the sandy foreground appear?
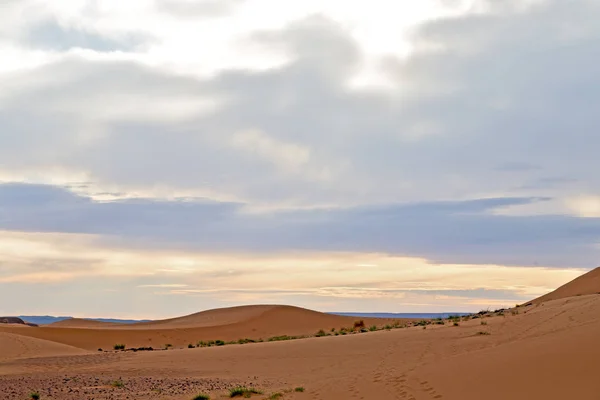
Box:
[2,270,600,399]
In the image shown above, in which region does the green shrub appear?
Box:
[315,329,327,337]
[229,387,262,397]
[188,343,195,348]
[369,325,377,331]
[215,340,225,346]
[294,387,305,392]
[113,344,125,350]
[111,380,124,388]
[192,394,210,400]
[268,335,297,342]
[30,392,40,400]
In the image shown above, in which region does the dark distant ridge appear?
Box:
[17,316,152,325]
[0,317,38,327]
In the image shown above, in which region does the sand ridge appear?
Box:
[530,266,600,304]
[1,305,407,351]
[0,332,89,363]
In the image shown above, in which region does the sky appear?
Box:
[0,0,599,318]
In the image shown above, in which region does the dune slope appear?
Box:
[0,332,89,362]
[530,266,600,304]
[1,305,404,351]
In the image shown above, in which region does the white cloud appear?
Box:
[566,196,600,218]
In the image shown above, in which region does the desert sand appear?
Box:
[1,268,600,399]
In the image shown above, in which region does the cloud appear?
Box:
[1,1,599,211]
[20,19,149,52]
[155,0,246,18]
[0,230,582,315]
[1,183,599,267]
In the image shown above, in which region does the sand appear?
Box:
[1,268,599,399]
[1,305,407,351]
[530,266,600,304]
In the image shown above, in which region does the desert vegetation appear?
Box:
[229,386,262,398]
[111,379,125,388]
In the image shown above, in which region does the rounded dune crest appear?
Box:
[530,267,600,304]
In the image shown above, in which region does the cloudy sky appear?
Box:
[1,0,598,318]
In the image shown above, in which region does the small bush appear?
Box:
[477,331,491,336]
[268,393,283,399]
[188,343,196,348]
[369,325,377,331]
[111,380,124,388]
[192,394,210,400]
[353,320,365,330]
[98,348,103,352]
[268,335,297,342]
[30,392,40,400]
[238,338,256,344]
[453,322,459,327]
[315,329,328,337]
[113,344,125,350]
[480,321,488,326]
[215,340,225,346]
[229,386,262,398]
[294,387,305,392]
[384,324,393,330]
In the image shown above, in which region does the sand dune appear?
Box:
[530,266,600,304]
[1,305,404,351]
[0,332,89,363]
[2,269,600,399]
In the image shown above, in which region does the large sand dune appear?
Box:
[1,305,403,351]
[530,266,600,304]
[0,332,89,363]
[1,268,599,399]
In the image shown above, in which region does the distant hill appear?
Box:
[0,317,38,326]
[18,316,152,325]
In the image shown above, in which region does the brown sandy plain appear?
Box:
[1,268,600,399]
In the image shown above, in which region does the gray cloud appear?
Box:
[21,19,148,52]
[1,183,599,267]
[1,1,599,207]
